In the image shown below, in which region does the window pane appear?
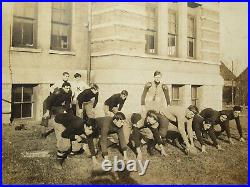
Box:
[23,21,34,46]
[22,103,32,118]
[13,86,22,102]
[172,86,179,100]
[52,3,71,24]
[14,3,36,18]
[191,87,197,99]
[12,20,22,47]
[12,104,21,118]
[12,17,35,47]
[51,23,70,50]
[168,12,176,34]
[188,39,194,57]
[168,34,176,56]
[23,86,33,102]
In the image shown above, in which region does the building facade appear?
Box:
[2,2,223,123]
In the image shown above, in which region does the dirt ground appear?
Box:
[2,115,248,184]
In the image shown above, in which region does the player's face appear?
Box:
[63,74,70,81]
[63,86,71,93]
[85,126,93,136]
[75,76,81,81]
[186,110,195,119]
[91,89,98,94]
[147,116,157,125]
[220,115,227,122]
[121,94,127,100]
[233,111,240,118]
[203,122,211,130]
[154,75,162,83]
[114,120,125,128]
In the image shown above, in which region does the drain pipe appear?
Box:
[87,2,92,85]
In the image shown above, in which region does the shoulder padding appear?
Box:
[145,82,152,89]
[162,84,168,90]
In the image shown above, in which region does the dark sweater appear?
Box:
[87,117,127,157]
[104,93,126,111]
[54,113,85,141]
[77,88,98,109]
[46,88,72,115]
[130,113,163,147]
[192,114,218,146]
[218,110,242,138]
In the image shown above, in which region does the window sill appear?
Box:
[10,47,42,53]
[49,50,76,56]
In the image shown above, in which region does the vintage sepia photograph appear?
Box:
[2,2,248,184]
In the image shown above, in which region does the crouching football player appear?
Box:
[128,110,169,160]
[160,105,198,155]
[86,112,129,162]
[53,113,95,169]
[216,106,245,144]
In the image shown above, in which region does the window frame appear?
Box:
[187,15,196,58]
[191,85,200,107]
[145,4,157,55]
[171,85,181,106]
[168,10,178,57]
[12,84,34,119]
[12,3,38,48]
[50,2,72,51]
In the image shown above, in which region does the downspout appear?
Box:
[87,2,92,85]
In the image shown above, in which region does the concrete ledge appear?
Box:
[10,47,43,53]
[91,51,220,65]
[48,50,76,56]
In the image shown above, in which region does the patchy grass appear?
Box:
[2,116,248,184]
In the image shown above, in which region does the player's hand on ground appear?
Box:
[229,138,235,145]
[161,149,167,157]
[216,145,224,151]
[239,137,246,142]
[201,145,207,153]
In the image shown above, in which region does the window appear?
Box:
[168,11,177,56]
[12,3,37,48]
[51,3,72,51]
[171,85,181,105]
[145,5,157,54]
[191,85,199,106]
[12,85,34,119]
[187,16,196,58]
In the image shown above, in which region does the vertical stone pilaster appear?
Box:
[157,3,169,56]
[33,84,50,121]
[37,3,52,49]
[178,3,188,58]
[180,84,191,108]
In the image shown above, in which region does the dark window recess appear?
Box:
[12,3,37,48]
[11,84,35,119]
[50,3,72,51]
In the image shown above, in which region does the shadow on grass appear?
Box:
[87,169,138,184]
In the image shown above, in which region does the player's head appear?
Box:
[120,90,128,100]
[113,112,126,128]
[219,111,228,122]
[233,105,242,118]
[90,83,99,94]
[62,82,71,93]
[153,71,162,83]
[62,72,70,81]
[74,73,81,80]
[146,110,159,125]
[186,105,199,119]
